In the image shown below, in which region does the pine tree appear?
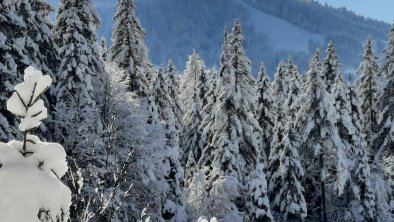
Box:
[52,0,105,219]
[284,59,302,122]
[271,61,289,109]
[180,50,206,112]
[16,0,59,80]
[374,22,394,222]
[256,64,275,164]
[247,162,274,222]
[356,38,380,137]
[153,67,187,221]
[166,60,184,132]
[322,41,341,91]
[294,54,350,222]
[0,0,25,141]
[267,99,286,212]
[111,0,149,96]
[180,65,204,166]
[278,128,307,222]
[198,21,268,221]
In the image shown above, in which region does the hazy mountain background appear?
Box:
[49,0,390,75]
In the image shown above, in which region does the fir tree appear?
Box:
[278,128,307,222]
[294,54,350,222]
[284,59,302,122]
[322,41,341,91]
[198,21,268,221]
[111,0,149,96]
[52,0,105,219]
[247,162,274,222]
[256,64,275,163]
[356,38,380,136]
[153,67,187,222]
[166,60,184,132]
[271,61,289,110]
[0,0,25,140]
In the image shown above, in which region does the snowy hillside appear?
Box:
[48,0,389,74]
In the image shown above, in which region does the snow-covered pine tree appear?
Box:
[293,54,350,222]
[110,0,149,96]
[267,96,287,214]
[180,50,205,112]
[271,61,289,110]
[16,0,59,82]
[166,60,184,132]
[199,29,227,160]
[180,65,204,167]
[322,41,341,91]
[284,59,302,122]
[0,66,71,222]
[52,0,106,220]
[350,139,376,221]
[303,48,323,90]
[153,67,187,221]
[374,22,394,222]
[256,64,275,164]
[0,0,25,141]
[198,21,269,221]
[246,162,274,222]
[278,127,307,222]
[356,38,380,140]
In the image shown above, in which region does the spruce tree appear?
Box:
[294,55,350,222]
[111,0,149,96]
[322,41,341,91]
[356,38,380,137]
[278,128,307,222]
[166,60,184,132]
[52,0,105,219]
[256,64,275,163]
[271,61,288,107]
[284,59,302,122]
[374,22,394,222]
[0,0,25,140]
[153,67,187,221]
[198,21,269,221]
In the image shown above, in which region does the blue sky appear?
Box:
[318,0,394,23]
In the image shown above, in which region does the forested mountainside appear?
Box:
[49,0,389,74]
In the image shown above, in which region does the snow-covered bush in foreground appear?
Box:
[0,67,71,222]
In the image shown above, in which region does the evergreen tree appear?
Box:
[0,0,25,140]
[247,162,274,222]
[166,60,184,132]
[52,0,105,219]
[278,128,307,222]
[271,61,289,109]
[374,22,394,222]
[16,0,59,80]
[180,64,204,166]
[153,67,187,222]
[322,41,341,91]
[356,38,380,137]
[111,0,149,96]
[198,21,269,221]
[352,139,376,221]
[267,98,287,212]
[294,55,350,222]
[284,59,302,122]
[180,50,206,112]
[256,64,275,163]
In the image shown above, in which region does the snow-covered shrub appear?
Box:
[0,66,71,222]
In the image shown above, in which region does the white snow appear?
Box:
[7,66,52,132]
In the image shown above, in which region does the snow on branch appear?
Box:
[7,66,52,132]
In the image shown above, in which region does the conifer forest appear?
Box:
[1,0,394,222]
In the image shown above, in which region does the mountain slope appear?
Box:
[49,0,390,75]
